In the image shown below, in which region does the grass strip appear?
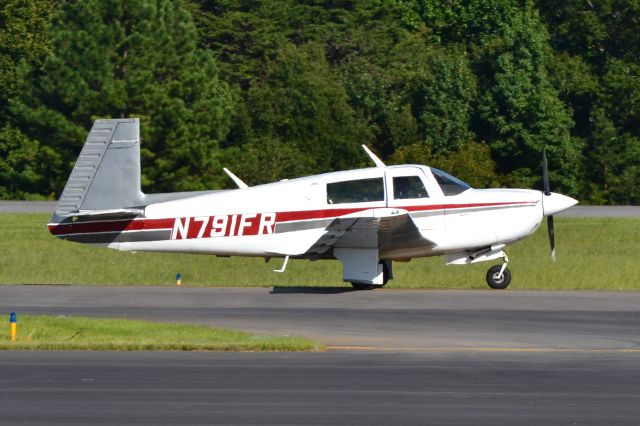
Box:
[1,213,639,290]
[0,315,319,351]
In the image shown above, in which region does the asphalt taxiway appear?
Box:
[1,286,639,424]
[2,350,639,425]
[1,286,639,350]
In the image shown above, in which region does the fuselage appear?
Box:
[49,165,554,261]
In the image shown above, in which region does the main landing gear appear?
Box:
[486,254,511,289]
[350,261,390,290]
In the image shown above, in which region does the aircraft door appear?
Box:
[385,167,445,231]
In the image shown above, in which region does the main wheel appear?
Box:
[350,282,376,290]
[381,261,390,286]
[350,262,390,290]
[486,265,511,289]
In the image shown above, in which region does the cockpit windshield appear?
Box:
[430,168,472,196]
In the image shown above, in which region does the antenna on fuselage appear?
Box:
[223,168,249,189]
[362,145,385,167]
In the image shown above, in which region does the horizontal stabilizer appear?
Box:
[71,208,144,219]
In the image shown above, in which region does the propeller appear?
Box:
[542,150,555,261]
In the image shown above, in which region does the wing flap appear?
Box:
[305,217,359,260]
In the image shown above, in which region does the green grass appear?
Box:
[0,315,318,351]
[1,213,639,290]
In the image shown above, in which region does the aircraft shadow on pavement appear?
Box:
[270,286,357,294]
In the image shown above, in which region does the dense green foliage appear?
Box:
[1,0,639,203]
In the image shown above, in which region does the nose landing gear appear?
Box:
[486,254,511,289]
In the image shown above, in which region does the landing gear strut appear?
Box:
[486,254,511,289]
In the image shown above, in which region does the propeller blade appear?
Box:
[542,150,551,196]
[547,215,555,262]
[543,150,555,261]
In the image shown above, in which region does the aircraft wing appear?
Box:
[304,217,361,260]
[300,210,435,260]
[377,210,436,254]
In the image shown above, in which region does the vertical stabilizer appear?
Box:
[53,118,143,219]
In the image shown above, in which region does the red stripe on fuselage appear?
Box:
[48,217,174,236]
[274,207,365,222]
[48,201,536,237]
[274,201,535,222]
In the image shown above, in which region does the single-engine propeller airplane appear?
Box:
[48,118,577,289]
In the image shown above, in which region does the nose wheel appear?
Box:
[486,254,511,289]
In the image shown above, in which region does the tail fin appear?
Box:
[52,118,144,220]
[51,117,217,227]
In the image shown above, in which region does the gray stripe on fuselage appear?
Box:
[410,210,444,219]
[60,229,172,244]
[443,203,537,215]
[275,218,334,234]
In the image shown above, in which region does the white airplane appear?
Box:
[48,118,577,289]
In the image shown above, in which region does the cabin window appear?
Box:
[327,178,384,204]
[393,176,429,199]
[431,168,471,196]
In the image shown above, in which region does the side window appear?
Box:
[393,176,429,199]
[327,178,384,204]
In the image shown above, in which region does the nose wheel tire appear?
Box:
[486,265,511,289]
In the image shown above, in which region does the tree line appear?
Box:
[1,0,639,204]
